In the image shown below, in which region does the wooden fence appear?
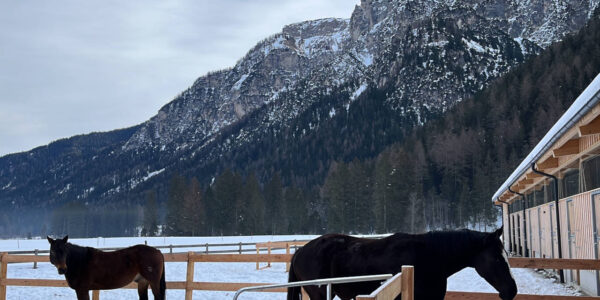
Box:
[356,266,414,300]
[2,253,600,299]
[255,240,308,271]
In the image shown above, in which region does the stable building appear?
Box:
[493,73,600,295]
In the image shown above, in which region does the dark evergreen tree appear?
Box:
[165,173,186,235]
[264,173,284,234]
[142,190,159,236]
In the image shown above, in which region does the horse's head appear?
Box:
[471,227,517,300]
[47,235,69,275]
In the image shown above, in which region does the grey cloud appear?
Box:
[0,0,359,156]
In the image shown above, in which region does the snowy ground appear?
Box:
[0,236,583,299]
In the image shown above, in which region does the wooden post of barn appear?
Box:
[285,243,291,272]
[0,253,7,300]
[401,265,414,300]
[185,251,194,300]
[92,290,100,300]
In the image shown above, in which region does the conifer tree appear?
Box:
[264,173,284,234]
[165,173,187,236]
[142,190,159,236]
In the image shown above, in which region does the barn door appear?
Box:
[515,214,520,255]
[566,199,576,281]
[549,203,556,258]
[591,193,600,292]
[537,207,542,258]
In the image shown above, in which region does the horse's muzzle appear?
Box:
[58,267,67,275]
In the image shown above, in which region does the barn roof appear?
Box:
[492,73,600,203]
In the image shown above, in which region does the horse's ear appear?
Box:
[47,236,54,244]
[494,227,503,238]
[62,235,68,243]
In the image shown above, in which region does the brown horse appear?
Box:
[47,236,166,300]
[287,228,517,300]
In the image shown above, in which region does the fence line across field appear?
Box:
[3,252,600,299]
[3,239,310,269]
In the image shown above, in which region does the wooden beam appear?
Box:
[579,115,600,136]
[553,139,580,157]
[537,156,559,170]
[508,257,600,270]
[518,178,533,186]
[525,172,543,180]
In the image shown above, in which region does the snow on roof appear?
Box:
[492,73,600,203]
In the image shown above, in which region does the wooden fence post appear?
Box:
[0,253,7,300]
[238,242,242,254]
[267,242,271,268]
[286,243,291,272]
[256,247,260,270]
[185,251,194,300]
[401,265,414,300]
[33,249,38,269]
[92,290,100,300]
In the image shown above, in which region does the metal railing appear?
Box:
[232,274,393,300]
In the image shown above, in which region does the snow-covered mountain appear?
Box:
[1,0,598,233]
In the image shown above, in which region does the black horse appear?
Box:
[287,227,516,300]
[47,236,166,300]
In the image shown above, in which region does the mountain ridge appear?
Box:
[1,0,599,236]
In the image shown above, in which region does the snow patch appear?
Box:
[514,37,527,55]
[2,182,11,190]
[232,74,249,91]
[57,183,71,195]
[462,38,485,53]
[329,107,336,118]
[356,51,374,66]
[143,168,165,181]
[350,83,368,101]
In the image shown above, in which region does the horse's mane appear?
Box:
[417,229,488,257]
[65,242,92,266]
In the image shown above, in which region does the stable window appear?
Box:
[562,170,579,198]
[583,155,600,192]
[544,181,557,204]
[534,189,544,207]
[525,193,534,208]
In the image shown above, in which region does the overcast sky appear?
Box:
[0,0,360,157]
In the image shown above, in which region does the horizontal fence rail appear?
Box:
[233,273,396,300]
[2,252,600,299]
[3,239,311,255]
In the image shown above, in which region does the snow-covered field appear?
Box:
[0,235,583,299]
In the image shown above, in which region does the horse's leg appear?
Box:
[137,278,149,300]
[413,278,447,300]
[75,289,90,300]
[140,266,165,300]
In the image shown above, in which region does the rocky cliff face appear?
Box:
[1,0,598,220]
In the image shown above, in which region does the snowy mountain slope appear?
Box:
[0,0,598,235]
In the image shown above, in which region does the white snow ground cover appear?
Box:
[0,235,583,299]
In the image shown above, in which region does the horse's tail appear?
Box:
[287,252,301,300]
[159,263,166,300]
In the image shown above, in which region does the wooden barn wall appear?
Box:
[507,188,600,288]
